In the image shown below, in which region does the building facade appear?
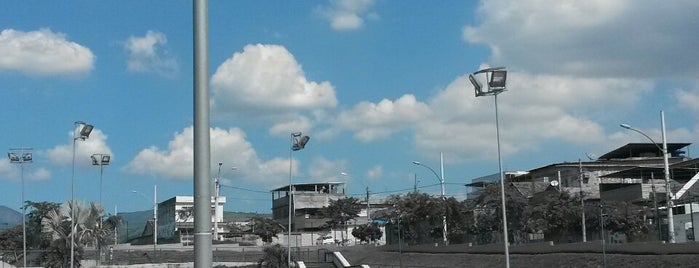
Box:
[271,182,346,232]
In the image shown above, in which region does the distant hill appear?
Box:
[0,205,22,230]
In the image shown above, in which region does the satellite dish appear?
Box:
[550,180,559,187]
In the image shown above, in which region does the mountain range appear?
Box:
[0,205,22,231]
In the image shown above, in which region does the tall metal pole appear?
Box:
[214,163,221,241]
[651,173,661,240]
[661,110,675,243]
[288,133,294,268]
[70,126,77,268]
[153,185,158,252]
[440,152,447,245]
[193,0,212,266]
[411,159,448,245]
[9,148,31,268]
[620,110,674,243]
[494,93,510,268]
[579,159,586,242]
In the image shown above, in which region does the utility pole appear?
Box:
[579,159,586,242]
[214,162,222,241]
[366,186,371,223]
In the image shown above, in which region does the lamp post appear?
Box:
[470,67,509,268]
[214,163,221,242]
[412,152,448,245]
[288,132,310,267]
[90,153,109,265]
[71,121,93,268]
[8,147,32,268]
[578,159,587,242]
[620,110,674,243]
[132,185,157,252]
[90,154,111,208]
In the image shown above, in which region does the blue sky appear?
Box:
[1,0,698,214]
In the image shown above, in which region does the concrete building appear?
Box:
[157,196,226,244]
[508,143,691,203]
[271,182,346,232]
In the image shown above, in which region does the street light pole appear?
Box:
[132,186,158,253]
[214,162,222,241]
[90,154,111,209]
[470,67,509,268]
[71,121,93,268]
[288,132,310,267]
[579,159,587,242]
[412,152,448,245]
[8,147,32,268]
[620,110,674,243]
[90,153,110,265]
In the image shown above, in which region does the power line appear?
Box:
[219,184,269,194]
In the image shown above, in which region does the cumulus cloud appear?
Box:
[676,89,699,115]
[308,157,348,182]
[463,0,699,78]
[332,69,653,161]
[125,31,178,77]
[211,44,337,134]
[0,28,94,76]
[337,95,431,141]
[46,128,113,167]
[125,126,296,187]
[317,0,377,31]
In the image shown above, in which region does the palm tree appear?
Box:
[44,201,110,267]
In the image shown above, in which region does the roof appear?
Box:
[271,182,346,192]
[601,158,699,182]
[598,143,690,160]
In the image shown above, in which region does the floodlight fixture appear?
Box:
[8,147,32,268]
[471,67,507,97]
[8,153,19,162]
[471,66,510,268]
[292,135,310,151]
[91,154,111,166]
[74,121,94,140]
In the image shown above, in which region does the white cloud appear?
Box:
[308,157,348,182]
[677,89,699,115]
[125,126,297,188]
[331,70,653,162]
[317,0,377,31]
[125,31,178,77]
[46,128,113,167]
[366,165,382,181]
[211,44,338,134]
[463,0,699,78]
[337,94,431,142]
[0,28,94,76]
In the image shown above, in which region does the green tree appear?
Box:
[528,190,580,242]
[351,223,383,243]
[24,201,61,250]
[444,197,468,244]
[387,192,444,244]
[321,197,362,243]
[257,244,288,268]
[251,217,284,244]
[470,183,530,244]
[0,225,23,265]
[600,201,651,242]
[44,201,111,267]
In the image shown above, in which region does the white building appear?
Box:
[158,196,226,244]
